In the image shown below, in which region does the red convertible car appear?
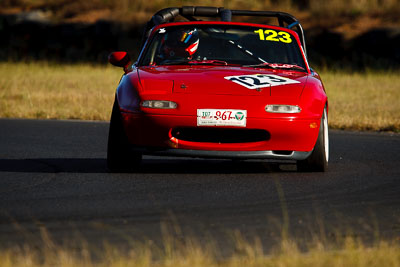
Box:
[107,6,329,172]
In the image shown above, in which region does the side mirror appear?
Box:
[108,51,132,73]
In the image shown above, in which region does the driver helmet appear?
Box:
[161,28,199,59]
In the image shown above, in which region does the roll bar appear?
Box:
[141,6,307,56]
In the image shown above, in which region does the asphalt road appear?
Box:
[0,119,399,253]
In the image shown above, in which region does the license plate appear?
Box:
[197,109,247,127]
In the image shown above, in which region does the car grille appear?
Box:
[171,127,270,143]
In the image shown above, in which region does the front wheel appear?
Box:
[107,98,142,172]
[297,107,329,172]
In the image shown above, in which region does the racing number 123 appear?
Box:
[227,75,286,88]
[254,29,292,43]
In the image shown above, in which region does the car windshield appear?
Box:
[140,24,307,70]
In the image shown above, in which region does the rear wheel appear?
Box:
[297,107,329,172]
[107,98,142,172]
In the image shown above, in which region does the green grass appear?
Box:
[0,62,399,132]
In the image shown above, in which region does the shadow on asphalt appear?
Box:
[0,158,298,174]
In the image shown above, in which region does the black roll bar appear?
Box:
[141,6,307,56]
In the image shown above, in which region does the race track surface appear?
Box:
[0,119,399,252]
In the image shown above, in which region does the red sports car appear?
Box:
[107,7,329,172]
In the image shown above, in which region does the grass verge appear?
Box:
[321,70,400,132]
[0,62,399,132]
[0,62,119,121]
[0,236,399,267]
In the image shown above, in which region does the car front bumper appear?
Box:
[131,146,312,160]
[121,112,320,156]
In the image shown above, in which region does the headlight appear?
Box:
[265,105,301,113]
[141,100,177,109]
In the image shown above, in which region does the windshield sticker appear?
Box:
[159,28,166,34]
[254,29,292,43]
[224,74,300,89]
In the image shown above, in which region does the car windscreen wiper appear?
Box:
[160,59,230,66]
[270,63,306,71]
[241,62,277,69]
[242,63,306,72]
[159,59,190,65]
[187,59,229,65]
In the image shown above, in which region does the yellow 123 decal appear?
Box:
[254,29,292,43]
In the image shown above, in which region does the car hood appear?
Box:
[137,65,308,98]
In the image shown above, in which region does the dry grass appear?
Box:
[0,62,399,131]
[4,0,400,13]
[307,0,400,15]
[321,70,400,131]
[2,0,400,23]
[0,236,399,267]
[0,62,119,121]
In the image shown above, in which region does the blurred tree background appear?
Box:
[1,0,399,69]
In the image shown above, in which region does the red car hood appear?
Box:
[138,65,308,98]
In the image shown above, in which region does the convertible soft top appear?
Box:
[141,6,307,56]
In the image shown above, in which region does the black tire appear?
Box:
[107,98,142,172]
[297,107,329,172]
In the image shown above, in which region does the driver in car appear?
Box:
[156,28,200,63]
